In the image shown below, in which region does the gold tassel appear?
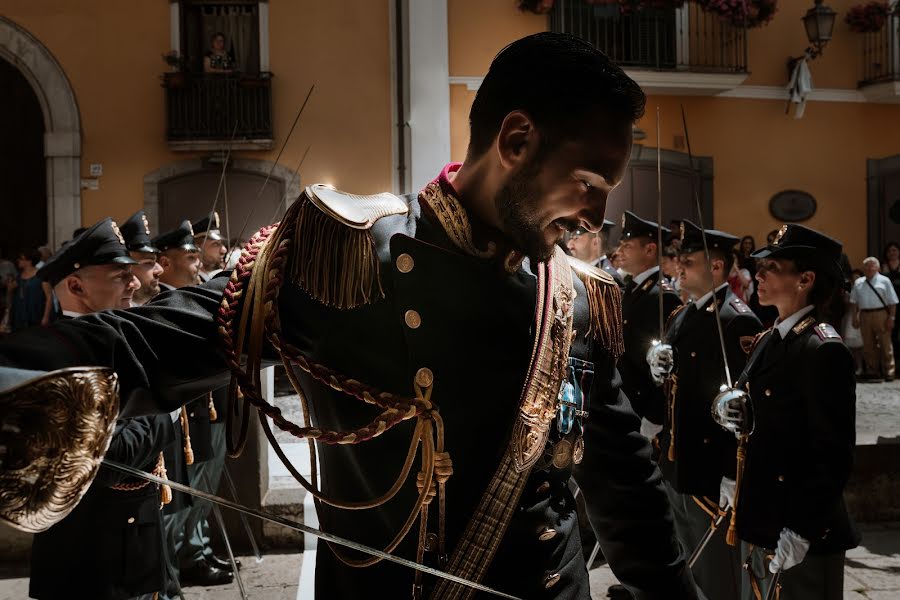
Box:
[666,374,678,462]
[575,270,625,359]
[289,198,383,309]
[727,434,749,546]
[180,405,194,466]
[208,391,218,422]
[158,452,172,508]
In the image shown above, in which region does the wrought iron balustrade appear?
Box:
[163,73,273,142]
[860,13,900,86]
[550,0,747,73]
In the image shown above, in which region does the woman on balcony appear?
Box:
[203,32,234,74]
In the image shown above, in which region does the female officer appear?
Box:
[718,224,859,600]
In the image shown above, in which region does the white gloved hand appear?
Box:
[769,528,810,573]
[719,477,736,511]
[646,342,674,386]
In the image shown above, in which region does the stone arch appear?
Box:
[0,16,81,249]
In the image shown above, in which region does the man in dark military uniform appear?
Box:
[153,221,201,291]
[567,219,624,287]
[617,211,682,436]
[149,219,233,587]
[647,221,762,600]
[192,211,227,283]
[717,224,859,600]
[0,34,702,600]
[26,219,174,600]
[120,210,163,306]
[186,210,235,586]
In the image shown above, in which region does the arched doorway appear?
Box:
[0,16,82,250]
[0,57,45,255]
[143,158,302,243]
[606,145,714,247]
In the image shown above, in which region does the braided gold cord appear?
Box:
[215,200,451,573]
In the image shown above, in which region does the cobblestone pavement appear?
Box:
[589,524,900,599]
[855,379,900,445]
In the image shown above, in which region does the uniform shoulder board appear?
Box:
[567,256,624,359]
[813,322,842,342]
[289,184,409,309]
[792,315,816,336]
[667,303,689,327]
[729,297,752,314]
[741,328,771,356]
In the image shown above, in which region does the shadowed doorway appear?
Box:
[0,57,46,257]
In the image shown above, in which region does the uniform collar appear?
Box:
[62,309,86,318]
[774,305,815,339]
[694,283,729,311]
[633,266,659,286]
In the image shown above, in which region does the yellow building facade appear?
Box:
[2,0,899,265]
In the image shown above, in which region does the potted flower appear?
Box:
[845,1,890,33]
[161,51,187,89]
[696,0,778,28]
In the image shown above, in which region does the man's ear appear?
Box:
[158,254,171,270]
[496,110,539,171]
[66,275,85,298]
[799,270,817,289]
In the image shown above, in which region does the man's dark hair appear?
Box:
[467,33,646,159]
[18,248,42,266]
[663,245,678,259]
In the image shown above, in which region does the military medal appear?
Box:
[552,438,573,469]
[573,435,584,465]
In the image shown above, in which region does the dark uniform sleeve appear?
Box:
[0,277,231,417]
[94,416,176,486]
[575,354,699,599]
[786,341,856,542]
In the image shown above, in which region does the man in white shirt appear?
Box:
[850,256,898,381]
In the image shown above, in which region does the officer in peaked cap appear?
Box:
[616,211,682,433]
[715,223,859,600]
[647,219,762,600]
[38,217,140,315]
[567,219,623,287]
[192,212,227,283]
[27,218,172,599]
[121,210,164,306]
[153,220,200,292]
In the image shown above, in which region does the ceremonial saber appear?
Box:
[655,106,666,340]
[102,460,523,600]
[200,471,247,599]
[766,571,782,600]
[687,512,727,568]
[680,106,732,389]
[222,465,263,562]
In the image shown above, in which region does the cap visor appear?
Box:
[110,255,139,265]
[129,244,160,254]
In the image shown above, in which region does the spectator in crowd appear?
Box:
[203,32,234,74]
[36,245,51,269]
[883,241,900,358]
[6,248,54,331]
[850,257,898,382]
[843,268,865,376]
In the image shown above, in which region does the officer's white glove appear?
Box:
[646,342,674,386]
[769,528,810,573]
[719,477,736,511]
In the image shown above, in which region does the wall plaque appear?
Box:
[769,190,817,222]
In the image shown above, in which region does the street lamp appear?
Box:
[787,0,837,75]
[802,0,837,58]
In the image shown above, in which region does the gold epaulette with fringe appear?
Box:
[566,256,625,358]
[288,184,408,309]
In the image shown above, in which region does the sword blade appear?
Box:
[687,512,726,568]
[102,460,522,600]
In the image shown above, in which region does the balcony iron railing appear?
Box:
[860,12,900,86]
[550,0,748,73]
[163,73,273,142]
